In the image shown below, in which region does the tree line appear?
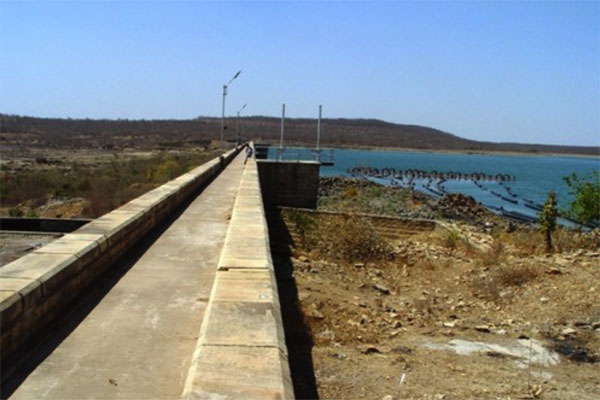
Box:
[1,114,598,156]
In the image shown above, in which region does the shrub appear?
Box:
[554,228,600,252]
[284,211,392,262]
[321,216,392,262]
[8,207,23,217]
[286,210,319,248]
[444,230,460,250]
[495,263,539,287]
[539,191,558,252]
[344,185,358,198]
[562,171,600,227]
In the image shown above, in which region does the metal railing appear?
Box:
[269,147,335,164]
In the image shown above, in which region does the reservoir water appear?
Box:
[266,147,599,223]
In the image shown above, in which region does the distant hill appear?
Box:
[1,114,597,156]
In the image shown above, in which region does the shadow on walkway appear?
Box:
[266,207,319,400]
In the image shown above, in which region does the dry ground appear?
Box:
[278,209,599,400]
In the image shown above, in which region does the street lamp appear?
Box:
[221,70,242,142]
[280,103,285,152]
[236,103,247,145]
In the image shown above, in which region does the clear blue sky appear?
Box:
[1,1,598,146]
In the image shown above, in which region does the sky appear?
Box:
[0,1,598,146]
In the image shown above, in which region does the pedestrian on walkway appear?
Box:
[244,145,253,164]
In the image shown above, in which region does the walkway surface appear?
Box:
[9,154,246,399]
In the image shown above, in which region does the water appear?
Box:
[266,147,599,222]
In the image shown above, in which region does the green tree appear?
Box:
[540,191,558,253]
[562,171,600,227]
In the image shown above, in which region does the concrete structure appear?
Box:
[1,146,293,399]
[257,160,320,209]
[182,155,293,399]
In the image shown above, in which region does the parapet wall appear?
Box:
[0,147,241,378]
[257,160,320,209]
[181,152,294,399]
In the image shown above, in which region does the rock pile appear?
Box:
[435,193,490,222]
[318,176,372,197]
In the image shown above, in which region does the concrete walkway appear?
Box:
[9,154,246,399]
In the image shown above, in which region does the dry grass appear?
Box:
[418,257,437,271]
[498,229,541,255]
[553,229,600,252]
[470,261,540,302]
[494,262,540,287]
[430,229,476,255]
[343,185,358,198]
[284,211,393,262]
[321,216,393,262]
[478,241,505,266]
[470,278,501,302]
[498,227,599,255]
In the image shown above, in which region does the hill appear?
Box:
[1,114,597,156]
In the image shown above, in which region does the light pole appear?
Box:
[315,104,322,162]
[317,104,322,150]
[280,103,285,151]
[236,103,247,146]
[221,70,241,142]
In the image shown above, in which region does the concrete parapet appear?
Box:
[184,346,292,400]
[182,148,294,400]
[0,147,241,378]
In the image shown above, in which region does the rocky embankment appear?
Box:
[318,176,498,225]
[435,193,493,222]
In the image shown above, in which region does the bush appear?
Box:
[323,216,391,261]
[495,263,540,287]
[444,230,460,250]
[562,171,600,227]
[554,229,600,252]
[539,191,558,252]
[284,211,392,262]
[286,210,319,248]
[344,185,358,198]
[8,207,23,217]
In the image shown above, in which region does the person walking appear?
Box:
[244,145,253,164]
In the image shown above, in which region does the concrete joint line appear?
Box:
[200,343,281,350]
[217,267,270,272]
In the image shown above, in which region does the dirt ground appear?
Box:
[269,181,600,399]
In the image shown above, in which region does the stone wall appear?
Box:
[257,160,320,209]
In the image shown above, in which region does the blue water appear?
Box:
[266,147,599,221]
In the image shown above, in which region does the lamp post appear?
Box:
[221,70,241,142]
[316,104,322,162]
[317,104,322,150]
[236,103,247,146]
[279,103,285,160]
